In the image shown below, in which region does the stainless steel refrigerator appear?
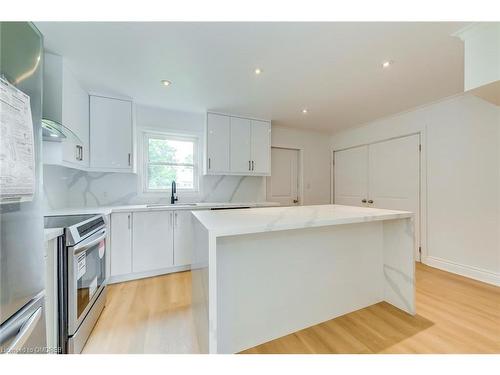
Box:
[0,22,47,354]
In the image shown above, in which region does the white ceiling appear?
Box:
[35,22,468,133]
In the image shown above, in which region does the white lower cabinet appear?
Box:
[173,211,193,266]
[132,211,174,273]
[110,212,133,277]
[109,209,195,282]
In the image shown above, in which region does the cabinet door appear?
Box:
[206,113,230,173]
[90,95,133,171]
[110,213,132,277]
[250,120,271,174]
[334,145,368,207]
[132,211,174,273]
[230,117,252,173]
[61,64,89,167]
[173,210,194,266]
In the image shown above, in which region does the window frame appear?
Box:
[141,131,200,194]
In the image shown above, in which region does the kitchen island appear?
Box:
[191,204,415,354]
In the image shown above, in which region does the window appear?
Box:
[143,132,198,192]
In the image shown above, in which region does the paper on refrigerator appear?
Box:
[0,77,36,203]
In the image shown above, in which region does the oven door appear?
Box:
[67,229,106,336]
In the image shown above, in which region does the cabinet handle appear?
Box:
[174,212,178,226]
[128,153,132,166]
[252,160,254,171]
[208,157,211,170]
[368,200,374,204]
[362,199,367,203]
[248,161,251,171]
[75,145,83,161]
[127,214,131,229]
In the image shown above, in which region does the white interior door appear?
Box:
[368,134,420,259]
[334,146,368,207]
[266,147,299,206]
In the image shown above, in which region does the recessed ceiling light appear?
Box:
[254,68,262,75]
[382,60,393,69]
[161,80,172,86]
[302,109,308,114]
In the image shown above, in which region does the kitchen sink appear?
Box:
[146,203,199,208]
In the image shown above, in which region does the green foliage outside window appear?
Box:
[146,136,196,190]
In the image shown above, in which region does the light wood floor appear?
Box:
[82,263,500,354]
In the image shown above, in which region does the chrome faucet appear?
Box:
[171,180,178,204]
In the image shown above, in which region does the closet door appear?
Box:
[334,146,368,206]
[368,134,420,256]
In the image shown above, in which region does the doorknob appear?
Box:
[368,200,374,204]
[293,199,299,203]
[361,199,367,203]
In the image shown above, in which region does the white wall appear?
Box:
[331,94,500,285]
[43,106,332,210]
[272,126,332,205]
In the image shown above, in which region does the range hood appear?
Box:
[42,118,82,143]
[42,52,85,143]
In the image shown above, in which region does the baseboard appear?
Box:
[107,264,191,284]
[423,256,500,287]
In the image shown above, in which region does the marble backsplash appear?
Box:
[43,165,267,211]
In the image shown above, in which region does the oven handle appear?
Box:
[73,229,106,255]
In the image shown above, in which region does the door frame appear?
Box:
[266,146,304,206]
[331,132,426,262]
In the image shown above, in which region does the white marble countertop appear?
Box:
[45,201,279,217]
[192,204,413,237]
[44,227,64,241]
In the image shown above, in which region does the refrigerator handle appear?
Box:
[2,307,42,354]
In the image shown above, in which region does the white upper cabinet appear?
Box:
[89,95,134,172]
[455,23,500,105]
[230,117,252,173]
[250,120,271,174]
[43,53,89,169]
[205,112,271,176]
[206,113,230,173]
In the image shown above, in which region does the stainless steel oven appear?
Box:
[67,227,106,339]
[45,214,107,353]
